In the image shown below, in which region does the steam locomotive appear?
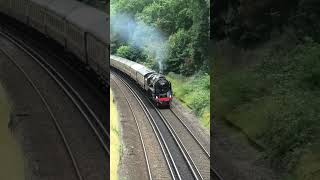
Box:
[111,55,172,107]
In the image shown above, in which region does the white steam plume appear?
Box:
[111,13,168,72]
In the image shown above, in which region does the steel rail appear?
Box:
[113,70,224,180]
[111,71,181,180]
[139,89,203,180]
[169,107,222,180]
[0,30,109,154]
[111,77,153,180]
[3,23,108,102]
[155,108,204,180]
[141,86,223,180]
[0,46,84,180]
[113,71,202,179]
[170,106,210,157]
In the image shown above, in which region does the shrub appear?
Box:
[116,45,146,62]
[167,72,210,128]
[213,39,320,178]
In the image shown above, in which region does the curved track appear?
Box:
[112,73,179,179]
[112,69,224,180]
[111,78,153,180]
[157,108,210,179]
[0,29,109,154]
[0,36,83,180]
[112,70,210,180]
[0,29,109,179]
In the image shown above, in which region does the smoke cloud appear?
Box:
[111,13,168,73]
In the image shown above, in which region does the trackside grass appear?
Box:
[110,90,121,180]
[167,72,210,129]
[213,39,320,179]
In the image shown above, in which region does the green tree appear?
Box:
[189,0,209,72]
[116,45,145,62]
[112,0,153,15]
[166,29,191,74]
[137,0,191,36]
[111,0,209,75]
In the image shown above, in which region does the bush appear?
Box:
[167,72,210,128]
[116,45,146,62]
[213,39,320,179]
[166,29,192,74]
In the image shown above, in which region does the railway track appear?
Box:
[112,70,205,180]
[157,108,210,179]
[0,26,224,180]
[111,73,178,180]
[112,70,224,180]
[159,107,225,180]
[0,39,83,180]
[111,77,153,180]
[0,17,223,180]
[0,29,109,154]
[0,20,109,134]
[0,29,109,179]
[0,19,108,101]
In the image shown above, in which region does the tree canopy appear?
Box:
[111,0,209,75]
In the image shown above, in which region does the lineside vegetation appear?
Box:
[111,0,210,128]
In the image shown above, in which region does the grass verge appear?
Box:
[213,38,320,179]
[167,72,210,129]
[110,90,121,180]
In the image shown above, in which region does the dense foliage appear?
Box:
[213,39,320,180]
[111,0,209,75]
[115,45,146,62]
[212,1,320,179]
[111,0,210,129]
[211,0,320,180]
[167,73,210,128]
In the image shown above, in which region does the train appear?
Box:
[0,1,171,107]
[0,0,109,85]
[111,55,173,107]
